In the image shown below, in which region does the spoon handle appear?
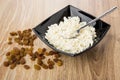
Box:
[77,6,117,33]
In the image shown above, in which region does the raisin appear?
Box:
[56,60,63,66]
[37,58,43,65]
[37,56,42,60]
[28,29,32,32]
[53,58,59,62]
[25,33,31,37]
[19,42,23,45]
[54,53,61,58]
[47,59,54,65]
[49,51,55,55]
[12,57,17,63]
[14,38,21,43]
[32,35,37,40]
[8,41,12,45]
[44,52,49,56]
[8,37,12,41]
[6,52,10,56]
[20,52,24,57]
[13,47,20,55]
[10,63,16,69]
[39,53,44,57]
[10,50,16,55]
[24,65,30,69]
[20,58,26,64]
[10,55,16,60]
[15,61,20,64]
[34,51,39,57]
[17,31,22,35]
[3,61,9,67]
[34,64,41,70]
[16,55,21,60]
[8,60,14,65]
[41,56,45,59]
[21,47,25,53]
[30,47,33,52]
[23,40,29,45]
[30,57,36,61]
[10,32,17,36]
[38,48,42,53]
[41,64,48,69]
[48,64,54,69]
[32,54,37,58]
[42,48,46,52]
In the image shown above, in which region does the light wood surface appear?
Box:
[0,0,120,80]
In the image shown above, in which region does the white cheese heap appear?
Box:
[45,16,96,54]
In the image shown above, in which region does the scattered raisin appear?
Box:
[41,64,48,69]
[38,48,42,53]
[28,29,32,32]
[53,58,59,62]
[21,47,25,53]
[5,29,64,70]
[10,32,17,36]
[17,31,22,35]
[44,52,49,56]
[48,64,54,69]
[14,38,20,43]
[30,57,36,61]
[49,51,55,55]
[34,51,39,57]
[30,47,33,52]
[23,40,29,45]
[8,41,12,45]
[41,55,45,59]
[15,61,20,64]
[37,58,43,65]
[39,53,44,57]
[3,61,9,67]
[16,55,21,60]
[34,64,41,70]
[20,52,24,57]
[32,35,37,40]
[24,65,30,69]
[20,58,26,64]
[19,42,23,45]
[56,60,63,66]
[10,63,16,69]
[54,53,61,58]
[8,37,12,41]
[10,55,16,60]
[47,59,54,65]
[42,48,46,53]
[13,47,20,55]
[6,52,10,56]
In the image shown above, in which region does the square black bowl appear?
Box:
[33,5,110,56]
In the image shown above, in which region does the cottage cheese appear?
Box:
[45,16,96,54]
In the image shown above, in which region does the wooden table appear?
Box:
[0,0,120,80]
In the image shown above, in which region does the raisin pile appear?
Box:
[4,29,63,70]
[4,47,31,69]
[33,48,63,70]
[8,29,37,46]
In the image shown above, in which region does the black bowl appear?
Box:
[33,5,110,56]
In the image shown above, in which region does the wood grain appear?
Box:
[0,0,120,80]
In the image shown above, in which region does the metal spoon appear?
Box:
[65,6,117,39]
